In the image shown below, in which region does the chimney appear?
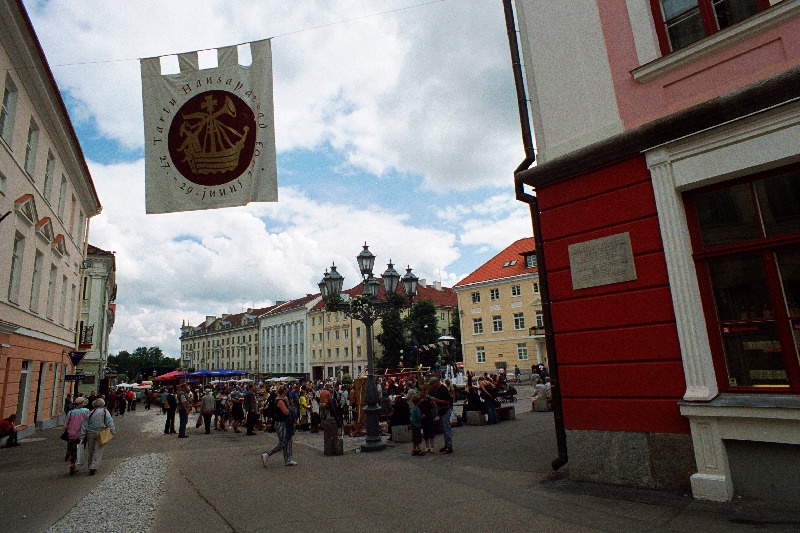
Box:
[205,316,216,326]
[433,280,442,291]
[419,279,427,288]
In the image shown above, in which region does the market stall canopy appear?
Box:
[151,370,186,382]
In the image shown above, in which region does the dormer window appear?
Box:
[525,253,537,268]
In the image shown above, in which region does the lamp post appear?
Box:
[320,243,418,452]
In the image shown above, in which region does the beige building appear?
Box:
[309,279,458,381]
[0,1,102,432]
[454,237,545,378]
[308,288,366,382]
[180,307,272,374]
[76,244,116,395]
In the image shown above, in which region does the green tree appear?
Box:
[108,346,175,383]
[447,307,463,364]
[376,294,407,369]
[404,299,439,368]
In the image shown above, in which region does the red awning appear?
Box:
[151,370,185,382]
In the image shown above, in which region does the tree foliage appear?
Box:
[404,299,440,368]
[107,347,177,383]
[376,293,409,369]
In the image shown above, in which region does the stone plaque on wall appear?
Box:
[568,232,637,290]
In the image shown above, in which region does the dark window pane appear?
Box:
[720,321,788,387]
[708,256,772,321]
[754,171,800,238]
[776,248,800,367]
[666,7,706,50]
[712,0,760,30]
[708,255,788,387]
[695,183,761,247]
[662,0,699,19]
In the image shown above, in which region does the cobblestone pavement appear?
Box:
[2,386,799,533]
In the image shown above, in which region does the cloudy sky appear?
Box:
[24,0,532,358]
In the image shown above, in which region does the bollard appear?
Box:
[322,417,343,456]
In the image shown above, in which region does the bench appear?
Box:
[465,410,486,425]
[496,405,516,421]
[390,425,412,443]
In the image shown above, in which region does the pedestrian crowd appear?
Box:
[50,367,543,475]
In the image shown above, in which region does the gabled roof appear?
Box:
[36,217,54,242]
[454,237,537,288]
[265,293,321,316]
[52,234,67,256]
[15,194,37,225]
[87,244,114,256]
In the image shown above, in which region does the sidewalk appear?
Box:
[1,392,799,532]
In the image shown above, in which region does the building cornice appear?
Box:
[454,271,539,291]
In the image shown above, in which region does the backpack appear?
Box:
[287,403,298,423]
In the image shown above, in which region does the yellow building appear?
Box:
[309,280,458,381]
[454,237,545,378]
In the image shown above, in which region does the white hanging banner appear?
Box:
[141,39,278,214]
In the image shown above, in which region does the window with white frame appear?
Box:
[471,291,480,303]
[24,119,39,175]
[513,312,525,330]
[533,281,540,294]
[43,152,55,201]
[46,264,57,319]
[476,346,486,363]
[30,250,44,313]
[8,232,25,303]
[344,328,349,339]
[59,275,67,324]
[511,284,521,297]
[536,310,544,328]
[517,343,529,360]
[472,317,483,334]
[0,75,18,144]
[490,288,500,300]
[525,254,537,268]
[493,315,503,332]
[57,175,67,219]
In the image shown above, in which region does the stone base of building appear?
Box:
[566,430,695,493]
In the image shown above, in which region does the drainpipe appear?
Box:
[502,0,567,471]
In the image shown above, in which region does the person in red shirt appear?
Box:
[318,386,332,420]
[0,414,19,447]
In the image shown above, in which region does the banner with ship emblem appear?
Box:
[141,39,277,214]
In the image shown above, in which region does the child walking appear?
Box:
[410,395,424,456]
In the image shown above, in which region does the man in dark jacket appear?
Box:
[244,385,259,435]
[429,377,454,454]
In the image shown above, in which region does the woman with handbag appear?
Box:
[63,396,90,475]
[79,398,116,476]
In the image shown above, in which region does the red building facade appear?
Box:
[509,0,800,501]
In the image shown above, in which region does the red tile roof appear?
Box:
[87,244,114,256]
[265,294,321,315]
[310,280,457,310]
[454,237,537,287]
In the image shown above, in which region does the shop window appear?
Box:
[686,166,800,393]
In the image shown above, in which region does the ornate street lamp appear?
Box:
[319,243,418,452]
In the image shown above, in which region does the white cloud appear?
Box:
[88,159,464,357]
[27,0,520,192]
[23,1,533,358]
